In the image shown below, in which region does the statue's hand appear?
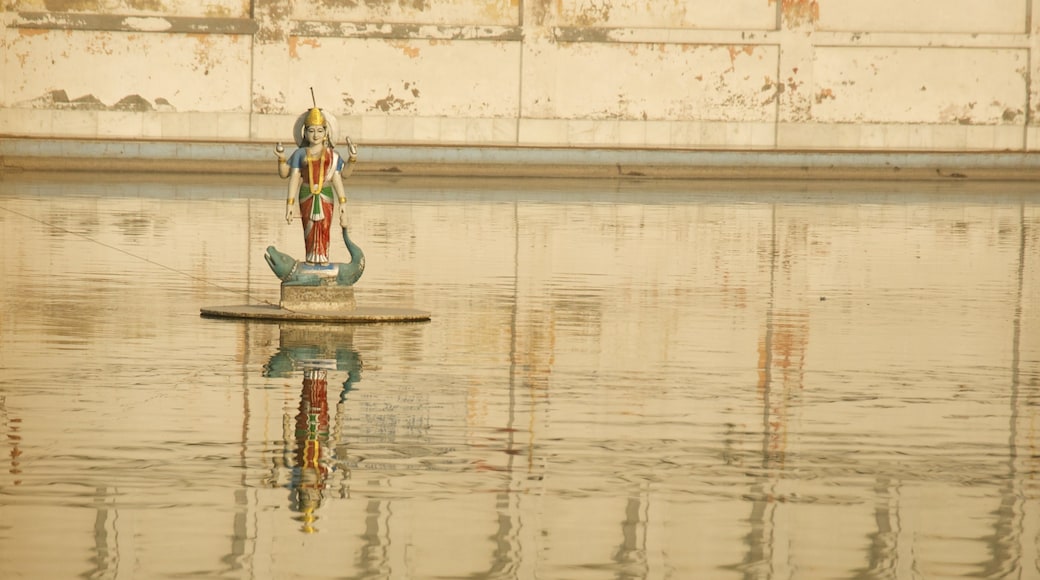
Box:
[338,204,348,228]
[346,137,358,161]
[286,203,297,224]
[274,142,286,161]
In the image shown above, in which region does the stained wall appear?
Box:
[3,1,1040,152]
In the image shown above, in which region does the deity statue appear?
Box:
[275,104,358,264]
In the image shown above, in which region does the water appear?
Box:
[0,173,1037,579]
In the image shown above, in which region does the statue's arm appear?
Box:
[331,170,348,228]
[275,143,290,178]
[341,137,358,179]
[332,171,346,204]
[286,169,301,224]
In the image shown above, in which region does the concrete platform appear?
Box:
[200,304,431,323]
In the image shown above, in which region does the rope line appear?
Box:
[0,204,276,306]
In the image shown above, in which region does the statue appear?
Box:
[274,99,358,265]
[200,96,428,320]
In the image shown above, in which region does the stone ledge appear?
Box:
[5,138,1040,181]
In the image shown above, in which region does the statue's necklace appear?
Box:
[305,148,326,195]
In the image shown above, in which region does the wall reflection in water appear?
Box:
[0,174,1037,578]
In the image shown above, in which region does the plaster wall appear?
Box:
[3,0,1040,152]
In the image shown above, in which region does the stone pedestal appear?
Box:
[280,284,356,312]
[202,282,429,323]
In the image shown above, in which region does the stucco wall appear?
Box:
[3,1,1040,152]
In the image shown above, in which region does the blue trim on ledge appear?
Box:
[4,137,1040,170]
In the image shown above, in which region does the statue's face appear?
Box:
[304,124,327,146]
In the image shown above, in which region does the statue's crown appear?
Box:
[306,107,324,126]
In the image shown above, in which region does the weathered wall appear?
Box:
[3,0,1040,152]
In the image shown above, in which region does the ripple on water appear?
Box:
[1,179,1038,579]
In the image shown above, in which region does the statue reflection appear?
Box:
[264,323,361,533]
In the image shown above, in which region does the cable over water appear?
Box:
[0,203,277,306]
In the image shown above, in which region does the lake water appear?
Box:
[0,172,1038,579]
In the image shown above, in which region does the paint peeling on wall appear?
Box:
[784,69,803,96]
[120,17,172,31]
[83,30,116,55]
[17,89,177,111]
[726,45,755,71]
[6,0,1040,150]
[40,0,97,10]
[13,11,258,34]
[553,0,775,30]
[815,88,835,104]
[315,0,430,12]
[21,0,249,18]
[6,24,252,112]
[389,40,421,58]
[529,0,552,26]
[939,102,978,125]
[572,0,610,26]
[295,0,516,27]
[477,0,518,24]
[760,77,781,106]
[368,82,422,113]
[254,0,290,43]
[1001,107,1023,123]
[253,93,284,115]
[770,0,819,28]
[551,26,614,43]
[187,32,235,76]
[812,47,1027,125]
[525,41,778,122]
[937,102,1024,126]
[288,36,322,59]
[124,1,163,12]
